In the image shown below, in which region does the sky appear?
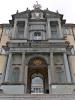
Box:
[0,0,75,24]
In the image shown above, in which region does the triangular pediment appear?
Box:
[12,10,30,18]
[9,8,65,26]
[12,8,63,19]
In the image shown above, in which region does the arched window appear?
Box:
[12,67,20,83]
[31,74,44,94]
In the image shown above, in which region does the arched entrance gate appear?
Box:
[27,57,49,94]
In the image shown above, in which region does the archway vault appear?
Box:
[27,56,49,94]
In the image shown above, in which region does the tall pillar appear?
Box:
[13,20,17,38]
[48,65,52,94]
[24,65,28,93]
[63,53,71,83]
[5,53,12,82]
[47,18,51,40]
[50,52,55,83]
[24,19,28,39]
[1,55,8,83]
[58,19,63,38]
[19,52,25,83]
[22,52,28,93]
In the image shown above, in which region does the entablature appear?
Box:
[3,39,72,55]
[9,47,66,53]
[6,39,67,48]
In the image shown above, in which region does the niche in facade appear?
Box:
[53,53,67,83]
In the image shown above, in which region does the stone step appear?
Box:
[0,94,75,100]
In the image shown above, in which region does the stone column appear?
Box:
[13,20,17,38]
[1,55,8,83]
[24,65,28,93]
[48,65,52,94]
[50,52,55,83]
[22,52,28,93]
[24,19,28,39]
[5,53,12,82]
[19,52,25,83]
[63,53,71,83]
[58,19,63,38]
[47,18,51,40]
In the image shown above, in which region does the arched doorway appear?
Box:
[27,57,49,94]
[31,73,44,94]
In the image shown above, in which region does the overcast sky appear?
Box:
[0,0,75,24]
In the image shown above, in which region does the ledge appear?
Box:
[0,94,75,99]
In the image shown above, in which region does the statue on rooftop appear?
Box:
[33,1,41,9]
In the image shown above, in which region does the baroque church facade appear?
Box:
[0,2,75,100]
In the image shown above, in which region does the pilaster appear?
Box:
[24,65,28,93]
[63,53,71,83]
[13,20,17,38]
[19,52,25,83]
[1,55,8,83]
[24,19,28,39]
[58,19,63,38]
[50,52,55,83]
[47,18,51,40]
[22,52,28,93]
[4,53,12,82]
[48,65,52,94]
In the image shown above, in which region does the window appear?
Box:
[17,21,25,34]
[34,32,41,40]
[50,21,58,38]
[51,25,57,38]
[12,67,20,83]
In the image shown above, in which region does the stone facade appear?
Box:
[0,2,75,100]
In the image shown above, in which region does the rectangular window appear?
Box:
[50,21,58,39]
[51,25,57,38]
[17,21,25,34]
